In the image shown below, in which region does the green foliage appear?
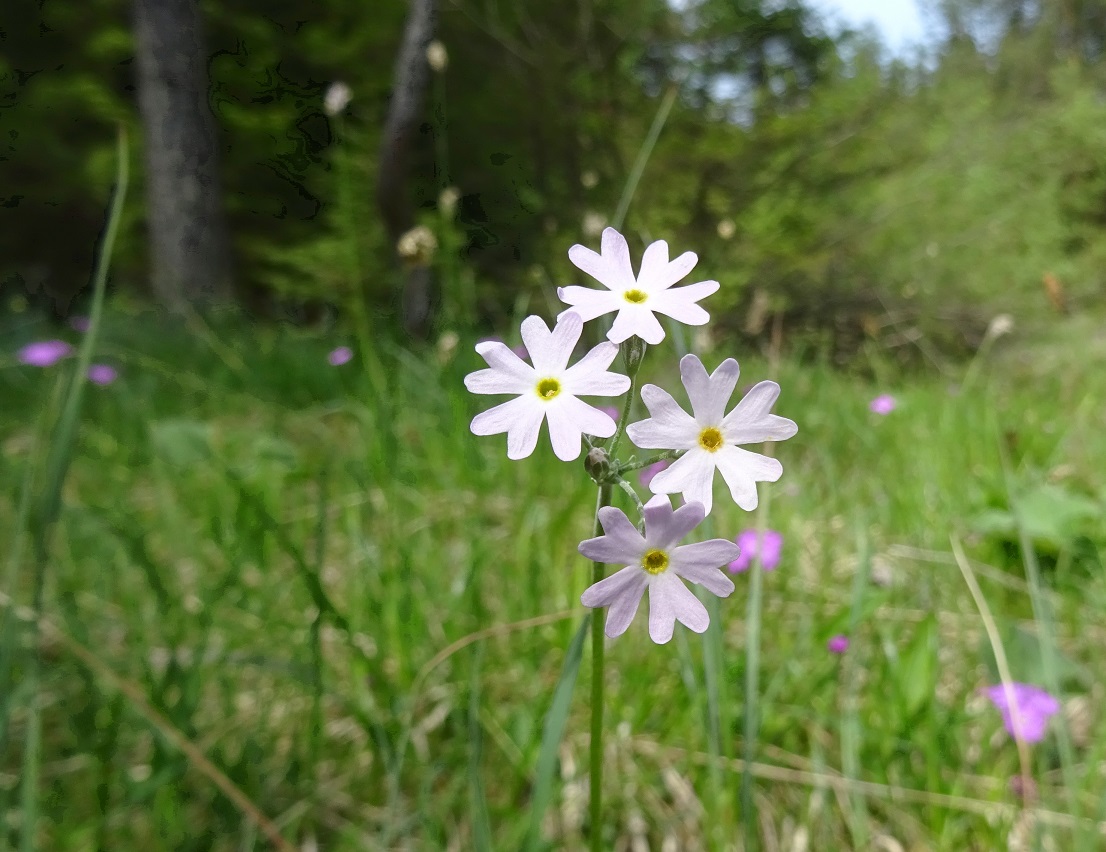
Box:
[1,303,1105,847]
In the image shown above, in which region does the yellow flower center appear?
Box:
[641,549,670,575]
[536,378,561,400]
[698,427,724,452]
[623,289,648,304]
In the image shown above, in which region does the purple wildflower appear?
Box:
[18,340,73,367]
[983,683,1060,744]
[639,460,670,489]
[828,635,850,654]
[328,346,354,366]
[69,316,91,333]
[88,365,118,385]
[869,394,895,415]
[729,529,783,573]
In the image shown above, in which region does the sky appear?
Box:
[805,0,929,54]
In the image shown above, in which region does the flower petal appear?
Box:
[521,313,580,374]
[671,541,740,596]
[557,287,619,322]
[568,227,636,291]
[562,341,629,396]
[581,564,645,608]
[579,506,646,563]
[637,244,699,292]
[713,445,783,511]
[608,305,665,345]
[473,340,534,385]
[588,567,649,638]
[722,381,798,444]
[650,449,717,515]
[464,367,532,395]
[648,574,708,643]
[470,396,547,460]
[643,496,705,551]
[681,354,739,425]
[648,281,719,324]
[626,385,699,450]
[547,396,619,459]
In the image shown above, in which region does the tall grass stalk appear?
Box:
[19,126,128,851]
[740,472,772,850]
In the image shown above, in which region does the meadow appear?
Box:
[2,300,1104,850]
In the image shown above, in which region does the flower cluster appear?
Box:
[465,227,798,643]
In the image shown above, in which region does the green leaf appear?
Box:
[148,419,212,468]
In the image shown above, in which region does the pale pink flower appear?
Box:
[579,495,738,644]
[558,227,719,344]
[627,354,798,515]
[464,312,630,461]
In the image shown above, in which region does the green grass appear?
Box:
[1,304,1105,850]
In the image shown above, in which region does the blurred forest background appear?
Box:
[3,0,1105,356]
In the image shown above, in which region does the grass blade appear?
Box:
[525,614,590,852]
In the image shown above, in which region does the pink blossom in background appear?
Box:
[869,394,896,415]
[18,340,73,367]
[828,635,850,654]
[729,529,783,572]
[639,460,670,489]
[983,683,1059,744]
[599,406,620,422]
[88,365,118,385]
[328,346,353,366]
[69,316,91,332]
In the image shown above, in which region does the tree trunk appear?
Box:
[378,0,437,338]
[133,0,232,311]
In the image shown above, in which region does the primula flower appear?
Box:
[558,227,719,345]
[984,683,1059,744]
[869,394,895,415]
[328,346,353,366]
[729,529,783,572]
[88,365,118,385]
[627,354,797,515]
[18,340,73,367]
[827,635,850,654]
[579,495,738,644]
[465,312,630,461]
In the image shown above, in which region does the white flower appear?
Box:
[323,82,352,116]
[557,227,719,345]
[465,312,630,461]
[626,354,797,514]
[579,495,738,644]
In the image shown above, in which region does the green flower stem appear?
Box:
[616,450,683,474]
[589,483,612,852]
[614,478,645,530]
[607,341,646,461]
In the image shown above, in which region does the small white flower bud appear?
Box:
[426,40,448,72]
[397,225,438,263]
[323,81,352,116]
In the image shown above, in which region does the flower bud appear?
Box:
[621,336,647,377]
[584,447,612,484]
